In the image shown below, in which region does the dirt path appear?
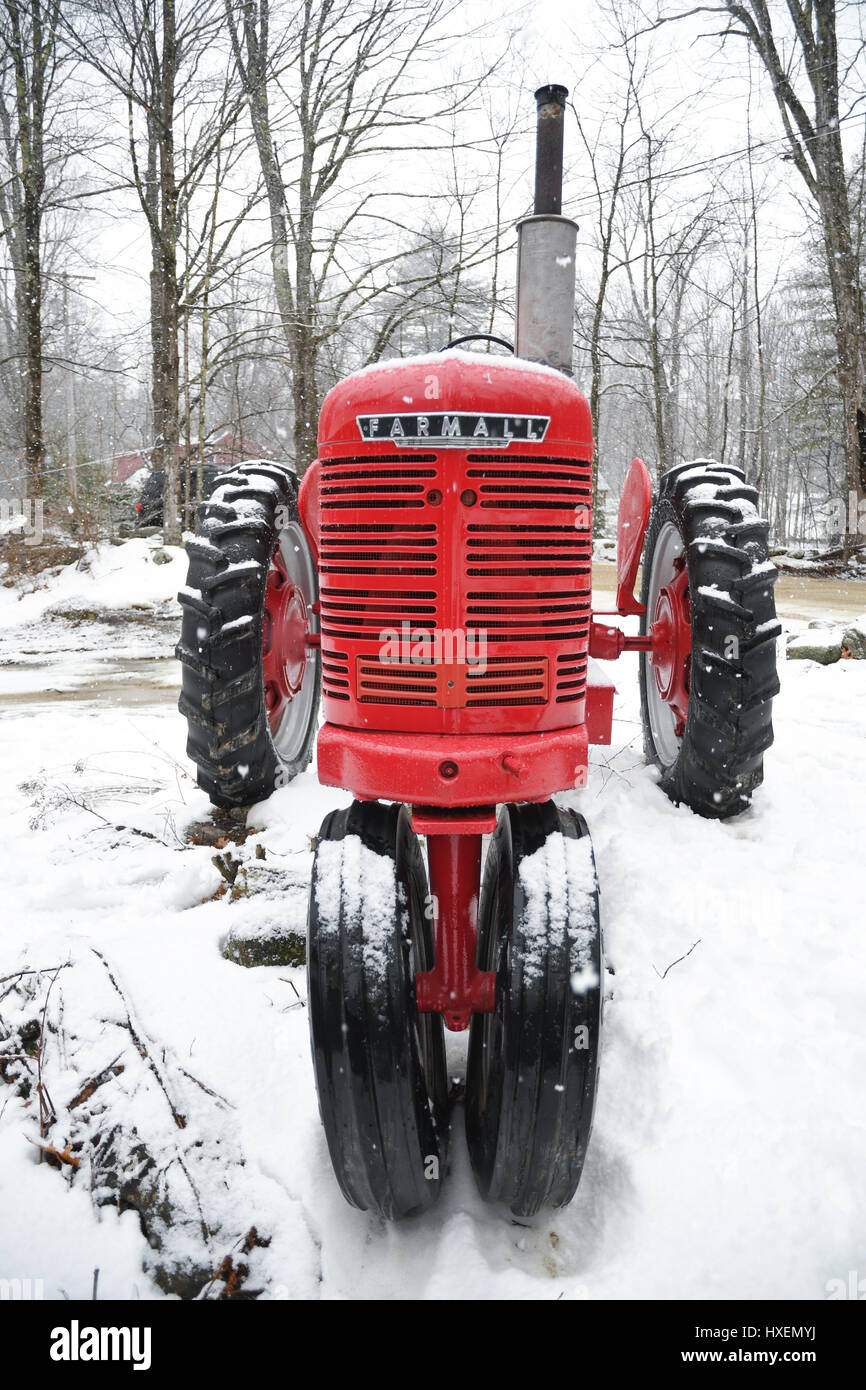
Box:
[591,562,865,624]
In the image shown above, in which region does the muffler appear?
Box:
[514,84,578,376]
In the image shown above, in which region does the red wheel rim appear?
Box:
[262,542,310,737]
[650,554,691,738]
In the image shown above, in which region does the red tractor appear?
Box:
[177,86,780,1220]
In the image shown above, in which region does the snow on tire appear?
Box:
[639,460,781,819]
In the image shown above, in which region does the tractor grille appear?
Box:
[318,445,591,727]
[319,523,438,577]
[462,454,592,649]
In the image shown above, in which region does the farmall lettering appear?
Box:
[356,412,551,447]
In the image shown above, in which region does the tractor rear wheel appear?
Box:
[466,802,602,1218]
[639,461,780,819]
[307,800,449,1219]
[176,461,320,809]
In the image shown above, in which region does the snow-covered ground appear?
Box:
[1,542,864,1299]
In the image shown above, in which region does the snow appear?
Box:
[335,347,569,387]
[1,537,865,1299]
[315,835,399,977]
[518,831,598,981]
[0,538,187,630]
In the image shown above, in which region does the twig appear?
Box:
[37,965,66,1139]
[279,978,306,1011]
[69,1058,126,1110]
[90,950,212,1248]
[653,939,701,980]
[0,965,68,986]
[178,1066,234,1108]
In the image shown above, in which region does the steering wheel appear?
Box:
[442,333,515,354]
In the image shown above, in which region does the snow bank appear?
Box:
[0,537,188,628]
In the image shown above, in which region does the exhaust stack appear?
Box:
[515,84,578,376]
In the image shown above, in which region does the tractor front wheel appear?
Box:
[639,461,780,819]
[466,802,602,1218]
[307,800,449,1219]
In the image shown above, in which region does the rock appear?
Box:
[841,625,866,659]
[150,548,172,565]
[222,926,306,968]
[807,619,837,630]
[786,629,842,664]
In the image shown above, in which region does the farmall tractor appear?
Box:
[178,87,780,1220]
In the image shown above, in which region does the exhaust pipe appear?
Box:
[514,84,578,376]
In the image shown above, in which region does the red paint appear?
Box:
[585,659,615,745]
[415,833,495,1031]
[262,543,310,736]
[412,806,498,835]
[589,622,653,659]
[297,461,321,562]
[316,723,589,805]
[649,555,692,736]
[615,457,652,616]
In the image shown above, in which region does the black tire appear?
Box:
[466,802,602,1218]
[307,800,449,1219]
[176,460,320,809]
[639,460,781,820]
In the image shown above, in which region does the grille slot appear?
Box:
[320,583,438,639]
[554,650,588,704]
[322,649,351,701]
[318,515,437,575]
[321,458,437,512]
[466,455,592,508]
[355,654,548,707]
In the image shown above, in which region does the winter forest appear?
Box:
[1,0,864,551]
[1,0,866,1314]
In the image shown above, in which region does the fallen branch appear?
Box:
[69,1059,126,1111]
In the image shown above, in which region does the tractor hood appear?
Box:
[317,349,594,457]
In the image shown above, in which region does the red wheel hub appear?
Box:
[262,543,309,735]
[650,555,691,737]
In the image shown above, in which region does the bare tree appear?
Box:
[651,0,866,551]
[65,0,244,542]
[224,0,506,474]
[0,0,63,497]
